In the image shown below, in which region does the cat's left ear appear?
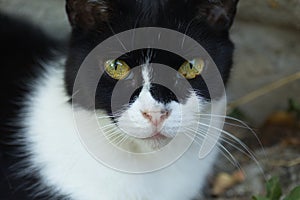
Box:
[66,0,114,30]
[197,0,239,30]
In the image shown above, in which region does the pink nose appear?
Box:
[141,110,170,126]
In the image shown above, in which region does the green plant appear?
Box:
[253,177,300,200]
[288,98,300,119]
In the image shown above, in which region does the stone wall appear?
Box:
[237,0,300,30]
[0,0,70,40]
[228,0,300,125]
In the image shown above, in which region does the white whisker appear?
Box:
[184,128,239,167]
[195,113,266,157]
[98,123,117,131]
[181,17,197,48]
[194,121,266,179]
[97,116,115,119]
[187,126,254,161]
[108,132,126,145]
[114,135,129,147]
[198,116,252,130]
[183,129,241,168]
[106,23,128,53]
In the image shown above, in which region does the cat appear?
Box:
[0,0,239,199]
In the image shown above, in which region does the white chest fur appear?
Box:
[22,61,219,200]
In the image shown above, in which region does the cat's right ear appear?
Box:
[66,0,114,30]
[195,0,240,30]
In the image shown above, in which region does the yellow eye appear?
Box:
[178,58,204,79]
[104,59,131,80]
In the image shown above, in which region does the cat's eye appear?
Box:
[178,58,204,79]
[104,59,131,80]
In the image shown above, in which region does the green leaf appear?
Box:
[266,177,282,200]
[228,108,247,120]
[252,195,270,200]
[284,186,300,200]
[288,98,300,118]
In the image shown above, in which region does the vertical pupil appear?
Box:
[113,60,118,70]
[189,62,193,69]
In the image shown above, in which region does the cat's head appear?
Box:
[64,0,239,151]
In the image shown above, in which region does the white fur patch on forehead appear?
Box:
[141,64,152,90]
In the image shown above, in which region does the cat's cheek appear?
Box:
[160,115,182,137]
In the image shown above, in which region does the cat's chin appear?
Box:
[114,132,173,153]
[144,132,168,140]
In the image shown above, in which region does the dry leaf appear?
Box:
[211,171,245,196]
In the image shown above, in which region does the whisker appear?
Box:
[195,113,266,156]
[97,112,123,119]
[98,127,120,140]
[98,125,118,134]
[183,129,240,168]
[106,22,128,53]
[97,116,115,119]
[103,126,119,135]
[198,116,252,130]
[108,132,126,145]
[196,122,258,160]
[187,126,255,162]
[102,133,118,141]
[195,122,266,180]
[195,113,253,130]
[71,90,80,98]
[181,17,197,49]
[98,123,117,130]
[184,127,239,166]
[114,135,129,147]
[93,131,121,147]
[97,129,121,140]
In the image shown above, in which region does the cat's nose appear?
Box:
[141,110,170,126]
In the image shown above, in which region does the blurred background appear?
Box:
[0,0,299,199]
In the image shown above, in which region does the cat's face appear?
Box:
[65,0,239,151]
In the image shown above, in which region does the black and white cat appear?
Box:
[0,0,239,199]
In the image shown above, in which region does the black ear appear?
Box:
[66,0,114,30]
[197,0,239,30]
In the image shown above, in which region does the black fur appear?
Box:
[0,13,65,200]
